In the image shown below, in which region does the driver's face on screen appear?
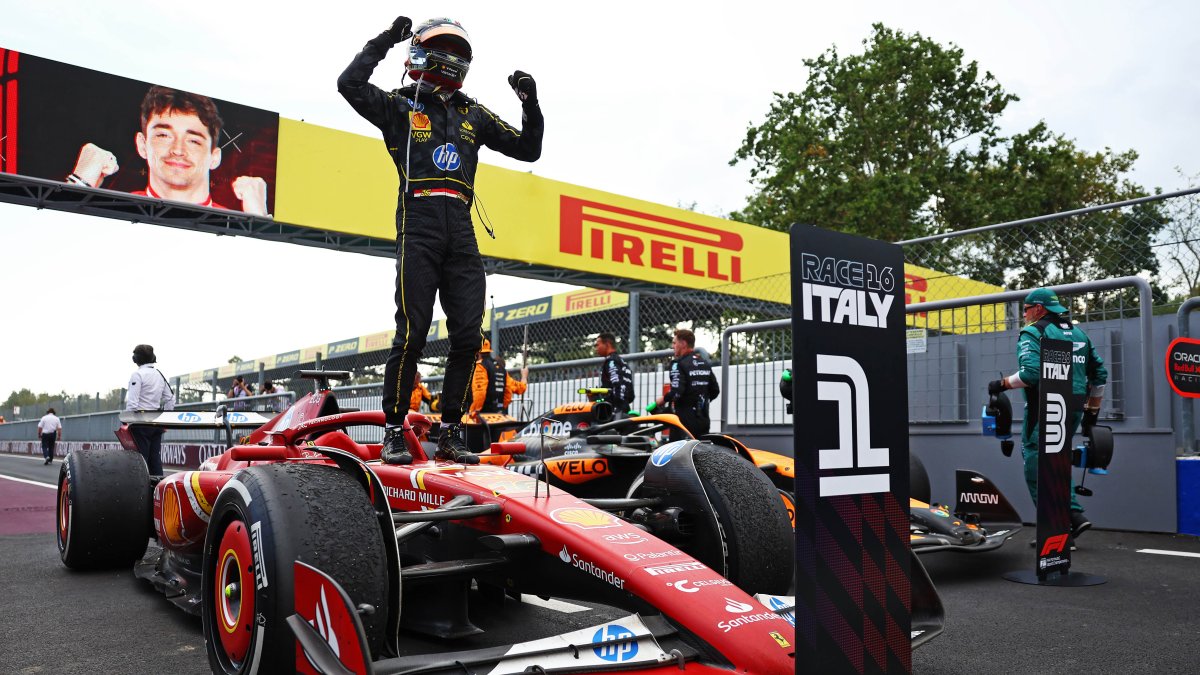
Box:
[136,109,221,192]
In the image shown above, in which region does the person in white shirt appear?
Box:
[125,344,176,475]
[37,408,62,465]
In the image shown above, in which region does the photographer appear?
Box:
[227,376,252,411]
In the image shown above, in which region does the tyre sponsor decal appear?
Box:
[250,520,268,589]
[642,561,706,576]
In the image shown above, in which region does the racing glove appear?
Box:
[1082,408,1099,436]
[508,70,538,105]
[369,15,413,50]
[987,379,1005,396]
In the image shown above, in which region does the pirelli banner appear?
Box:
[790,225,912,672]
[2,47,1001,321]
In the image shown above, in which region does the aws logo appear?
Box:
[559,196,742,282]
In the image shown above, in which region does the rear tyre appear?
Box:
[693,446,793,594]
[910,452,932,504]
[202,463,390,675]
[57,449,151,569]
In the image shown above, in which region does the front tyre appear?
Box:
[57,449,151,569]
[201,463,390,675]
[693,446,793,594]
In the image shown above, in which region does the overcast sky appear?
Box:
[2,1,1197,397]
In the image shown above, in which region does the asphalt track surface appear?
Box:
[2,452,1199,674]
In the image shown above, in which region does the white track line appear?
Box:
[0,474,56,489]
[519,595,592,614]
[1137,548,1200,559]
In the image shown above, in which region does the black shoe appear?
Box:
[44,459,50,465]
[435,423,479,465]
[380,427,413,465]
[1070,511,1092,539]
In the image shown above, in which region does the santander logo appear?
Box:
[310,585,341,657]
[724,598,755,613]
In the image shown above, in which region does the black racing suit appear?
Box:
[600,352,635,414]
[664,351,720,440]
[338,36,543,426]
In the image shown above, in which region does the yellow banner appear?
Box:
[273,119,784,300]
[903,263,1006,334]
[552,289,629,318]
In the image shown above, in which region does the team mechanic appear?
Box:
[339,15,543,464]
[654,328,720,440]
[989,288,1107,543]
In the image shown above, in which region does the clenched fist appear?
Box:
[71,143,119,187]
[232,176,269,216]
[508,70,537,104]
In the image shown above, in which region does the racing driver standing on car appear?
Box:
[339,15,543,465]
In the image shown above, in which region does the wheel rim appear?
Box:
[57,476,70,549]
[214,520,256,665]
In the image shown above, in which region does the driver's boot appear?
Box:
[381,426,413,465]
[435,423,479,464]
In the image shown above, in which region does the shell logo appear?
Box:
[162,485,184,544]
[550,507,620,530]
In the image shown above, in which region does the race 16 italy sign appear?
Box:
[790,224,911,673]
[1166,337,1200,398]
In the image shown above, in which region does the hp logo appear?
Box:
[177,412,201,423]
[592,625,638,662]
[226,412,248,424]
[432,143,461,171]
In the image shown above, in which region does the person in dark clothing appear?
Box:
[656,329,720,440]
[338,15,543,465]
[594,332,635,415]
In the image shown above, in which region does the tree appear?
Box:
[731,24,1164,292]
[732,24,1015,240]
[1157,170,1200,299]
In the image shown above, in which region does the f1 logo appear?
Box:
[1041,533,1070,556]
[1044,393,1066,453]
[816,354,890,496]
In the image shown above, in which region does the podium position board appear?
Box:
[1034,337,1075,578]
[790,225,911,673]
[1003,337,1105,587]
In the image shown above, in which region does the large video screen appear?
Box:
[0,47,277,215]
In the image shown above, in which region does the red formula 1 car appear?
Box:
[56,372,798,674]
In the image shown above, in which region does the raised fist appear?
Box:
[72,143,119,187]
[508,70,537,104]
[384,16,413,45]
[232,176,269,216]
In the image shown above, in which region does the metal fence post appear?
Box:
[1178,297,1200,453]
[628,291,640,353]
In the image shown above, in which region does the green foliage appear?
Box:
[731,23,1164,290]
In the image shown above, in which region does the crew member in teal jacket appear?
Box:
[988,288,1107,540]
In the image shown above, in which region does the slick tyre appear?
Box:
[202,463,389,675]
[57,449,151,569]
[693,446,793,594]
